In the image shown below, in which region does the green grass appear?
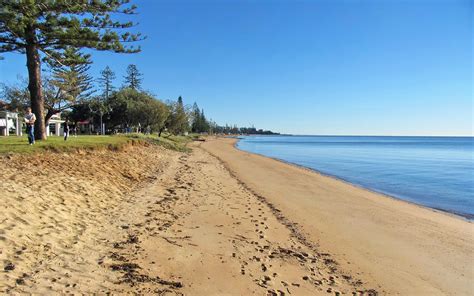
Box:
[0,135,132,154]
[0,133,195,154]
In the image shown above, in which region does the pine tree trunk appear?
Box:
[25,26,46,140]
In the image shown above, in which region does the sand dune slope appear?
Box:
[2,142,374,295]
[0,144,175,294]
[4,137,468,295]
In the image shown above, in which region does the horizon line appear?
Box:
[257,133,474,138]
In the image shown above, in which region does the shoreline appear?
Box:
[2,140,377,294]
[201,137,474,295]
[233,137,474,221]
[238,134,474,138]
[2,138,473,294]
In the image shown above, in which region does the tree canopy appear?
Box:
[98,66,116,100]
[123,64,143,90]
[0,0,143,139]
[166,96,189,135]
[191,102,210,133]
[1,66,279,137]
[46,47,95,121]
[0,0,142,58]
[105,88,168,133]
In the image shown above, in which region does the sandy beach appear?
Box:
[1,138,473,295]
[201,138,474,295]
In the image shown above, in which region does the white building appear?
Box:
[0,111,21,136]
[46,113,65,136]
[0,111,65,137]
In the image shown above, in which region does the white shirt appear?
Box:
[24,113,36,125]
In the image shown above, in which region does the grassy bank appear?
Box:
[0,133,196,154]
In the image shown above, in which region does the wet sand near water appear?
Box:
[200,137,474,295]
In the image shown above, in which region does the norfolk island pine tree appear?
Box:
[0,0,143,140]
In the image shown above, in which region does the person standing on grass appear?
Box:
[72,125,78,137]
[24,107,36,145]
[63,120,70,141]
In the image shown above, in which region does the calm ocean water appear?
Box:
[236,136,474,219]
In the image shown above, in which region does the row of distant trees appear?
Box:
[0,0,276,138]
[212,125,277,135]
[0,62,211,136]
[1,63,277,136]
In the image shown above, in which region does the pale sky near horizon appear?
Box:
[0,0,472,136]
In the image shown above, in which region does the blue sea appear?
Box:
[236,136,474,219]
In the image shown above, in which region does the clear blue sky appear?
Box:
[0,0,472,136]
